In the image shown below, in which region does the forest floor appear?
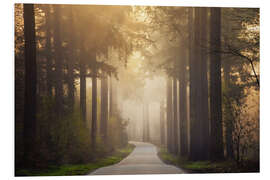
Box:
[15,143,135,176]
[157,147,259,173]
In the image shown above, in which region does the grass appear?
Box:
[16,143,135,176]
[157,147,259,173]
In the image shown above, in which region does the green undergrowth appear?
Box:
[16,143,135,176]
[158,147,259,173]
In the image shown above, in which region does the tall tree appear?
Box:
[223,62,234,159]
[80,42,87,123]
[23,4,37,167]
[209,7,224,160]
[172,77,178,154]
[53,5,64,117]
[44,5,53,97]
[142,101,150,142]
[66,6,75,108]
[100,74,109,144]
[189,7,202,161]
[109,76,118,117]
[189,7,209,161]
[91,54,98,149]
[142,103,146,142]
[199,7,210,160]
[145,102,150,141]
[160,100,165,145]
[109,76,113,117]
[166,78,173,153]
[187,7,194,158]
[179,47,188,156]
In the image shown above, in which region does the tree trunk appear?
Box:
[142,101,150,142]
[142,103,146,142]
[187,7,193,156]
[199,7,210,160]
[145,102,150,142]
[188,7,210,161]
[113,78,118,114]
[223,61,234,159]
[80,64,86,122]
[92,69,97,149]
[189,7,202,161]
[100,75,108,144]
[44,5,53,97]
[179,47,188,157]
[53,5,64,117]
[172,77,178,154]
[23,4,37,168]
[236,135,240,163]
[195,7,203,160]
[109,76,113,117]
[160,100,165,145]
[67,6,75,108]
[166,78,173,153]
[210,7,224,160]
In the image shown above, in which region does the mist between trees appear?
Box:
[15,4,259,172]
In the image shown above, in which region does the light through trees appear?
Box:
[15,4,260,175]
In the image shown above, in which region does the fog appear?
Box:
[120,76,166,142]
[16,4,259,171]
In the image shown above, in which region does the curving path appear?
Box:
[89,141,185,175]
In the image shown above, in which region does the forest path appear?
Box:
[89,141,185,175]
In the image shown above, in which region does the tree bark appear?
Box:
[200,7,210,160]
[23,3,37,168]
[44,5,53,97]
[188,7,210,161]
[142,103,146,142]
[223,61,234,159]
[67,6,75,108]
[160,100,165,145]
[92,68,97,149]
[210,7,224,160]
[113,78,118,114]
[189,7,202,161]
[80,64,86,122]
[145,102,150,142]
[100,75,108,144]
[53,5,64,117]
[166,78,173,153]
[179,47,188,157]
[172,77,178,154]
[142,101,150,142]
[109,76,113,117]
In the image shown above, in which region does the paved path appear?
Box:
[89,141,185,175]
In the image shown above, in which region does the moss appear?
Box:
[16,143,135,176]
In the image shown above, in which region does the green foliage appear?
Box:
[221,9,260,161]
[16,89,130,170]
[107,111,129,150]
[158,147,180,166]
[158,147,259,173]
[33,97,96,167]
[16,144,135,176]
[222,75,259,163]
[221,8,260,87]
